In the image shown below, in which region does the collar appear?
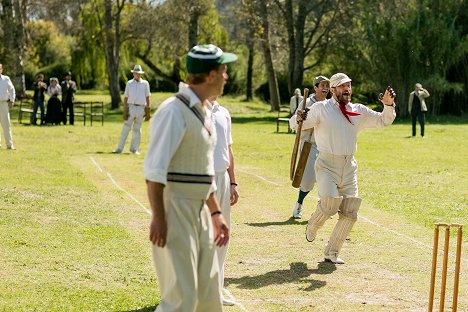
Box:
[178,82,202,108]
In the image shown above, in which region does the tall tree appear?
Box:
[94,0,125,109]
[274,0,339,92]
[257,0,280,111]
[1,0,27,96]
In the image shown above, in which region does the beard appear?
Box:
[337,91,351,104]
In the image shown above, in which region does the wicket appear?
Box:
[428,223,463,312]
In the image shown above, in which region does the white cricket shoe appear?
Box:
[324,252,345,264]
[292,202,302,219]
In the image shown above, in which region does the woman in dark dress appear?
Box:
[45,78,62,125]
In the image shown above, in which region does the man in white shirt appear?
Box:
[292,76,330,219]
[144,44,236,312]
[290,73,396,264]
[208,96,239,306]
[290,88,303,116]
[113,65,151,155]
[0,63,16,150]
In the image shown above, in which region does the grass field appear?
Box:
[0,93,467,311]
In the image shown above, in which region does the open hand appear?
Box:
[212,214,229,246]
[149,217,168,247]
[379,86,396,106]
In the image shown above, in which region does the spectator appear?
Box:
[45,78,62,125]
[32,74,47,125]
[408,83,430,137]
[290,88,303,116]
[61,71,77,125]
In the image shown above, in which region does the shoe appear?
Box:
[7,146,15,150]
[305,224,317,242]
[130,150,141,155]
[292,202,302,219]
[324,253,345,264]
[112,149,122,154]
[222,298,236,306]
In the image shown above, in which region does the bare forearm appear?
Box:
[206,192,221,214]
[146,181,165,219]
[146,96,150,107]
[227,146,236,184]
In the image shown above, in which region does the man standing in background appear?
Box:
[113,65,151,155]
[408,83,430,138]
[290,88,303,116]
[0,63,16,150]
[61,71,77,125]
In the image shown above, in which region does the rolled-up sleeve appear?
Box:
[143,103,185,184]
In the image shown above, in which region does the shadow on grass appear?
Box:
[120,306,157,312]
[226,261,335,291]
[246,218,307,227]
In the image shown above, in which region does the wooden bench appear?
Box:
[18,100,104,126]
[18,99,36,124]
[276,108,292,133]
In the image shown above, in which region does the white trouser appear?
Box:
[0,102,13,148]
[215,171,231,291]
[315,151,358,198]
[300,143,318,192]
[315,151,360,257]
[116,104,145,152]
[152,185,222,312]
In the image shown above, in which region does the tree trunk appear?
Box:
[284,0,295,93]
[246,36,254,101]
[188,5,200,50]
[1,0,26,96]
[259,0,280,111]
[102,0,122,109]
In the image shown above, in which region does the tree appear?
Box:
[257,0,280,111]
[94,0,125,109]
[1,0,27,96]
[274,0,339,93]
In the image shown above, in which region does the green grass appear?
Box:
[1,94,467,311]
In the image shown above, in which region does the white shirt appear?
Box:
[209,101,233,173]
[290,97,396,155]
[144,82,216,195]
[290,95,303,115]
[47,85,62,97]
[124,78,150,105]
[0,74,15,102]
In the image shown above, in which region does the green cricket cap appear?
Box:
[186,44,238,74]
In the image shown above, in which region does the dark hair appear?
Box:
[36,74,44,79]
[186,64,222,85]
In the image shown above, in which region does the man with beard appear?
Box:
[291,76,330,219]
[290,73,396,264]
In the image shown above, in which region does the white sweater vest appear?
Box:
[166,96,216,199]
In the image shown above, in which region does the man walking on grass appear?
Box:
[0,63,16,150]
[113,65,151,155]
[291,73,396,264]
[144,44,237,311]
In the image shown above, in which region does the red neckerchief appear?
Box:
[338,101,361,124]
